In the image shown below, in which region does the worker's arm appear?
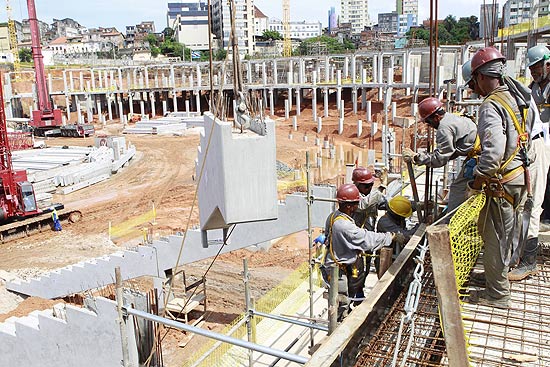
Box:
[414,125,456,168]
[333,219,392,256]
[473,101,506,181]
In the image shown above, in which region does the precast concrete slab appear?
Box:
[6,186,335,298]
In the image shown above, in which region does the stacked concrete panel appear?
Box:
[123,115,204,135]
[6,186,334,298]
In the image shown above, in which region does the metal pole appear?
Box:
[115,267,130,367]
[123,307,309,364]
[251,310,329,332]
[305,151,315,348]
[207,0,215,114]
[243,259,253,367]
[328,265,339,335]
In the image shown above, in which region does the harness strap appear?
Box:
[327,213,351,273]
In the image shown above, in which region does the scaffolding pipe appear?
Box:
[123,307,309,364]
[243,258,254,367]
[251,310,329,332]
[305,151,315,348]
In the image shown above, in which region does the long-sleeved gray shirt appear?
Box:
[415,113,477,168]
[324,210,392,266]
[376,214,418,241]
[474,85,526,180]
[352,189,386,230]
[530,81,550,123]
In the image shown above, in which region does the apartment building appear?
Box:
[340,0,372,35]
[212,0,255,57]
[268,20,322,40]
[167,2,210,50]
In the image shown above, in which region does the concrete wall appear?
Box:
[7,186,335,298]
[0,297,139,367]
[197,113,278,230]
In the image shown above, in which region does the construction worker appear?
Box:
[467,46,535,308]
[402,97,477,213]
[51,208,62,231]
[351,166,386,231]
[323,183,405,320]
[508,45,550,281]
[462,59,476,92]
[376,196,419,256]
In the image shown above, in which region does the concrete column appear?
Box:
[69,71,74,91]
[262,62,267,85]
[413,67,420,89]
[86,94,93,122]
[351,56,356,83]
[367,100,372,122]
[62,71,67,93]
[65,95,71,121]
[110,70,115,89]
[129,94,134,115]
[195,92,201,113]
[386,67,394,84]
[172,92,178,112]
[317,117,322,133]
[269,89,274,116]
[98,71,103,89]
[338,118,344,135]
[312,88,317,122]
[126,71,131,92]
[392,101,397,124]
[285,99,289,120]
[155,73,159,88]
[273,60,278,84]
[118,100,124,123]
[150,92,156,117]
[378,87,383,101]
[140,100,145,116]
[357,119,362,137]
[403,51,410,95]
[340,100,344,119]
[197,64,202,87]
[377,54,383,85]
[246,63,252,84]
[91,69,96,90]
[287,87,292,111]
[293,116,298,131]
[372,56,378,83]
[79,72,84,91]
[107,95,113,121]
[324,88,329,118]
[361,88,366,110]
[295,89,301,116]
[288,60,293,84]
[117,69,123,90]
[170,66,175,88]
[189,74,194,88]
[162,100,168,116]
[362,68,367,84]
[352,88,357,115]
[133,69,138,88]
[299,59,305,84]
[185,99,190,116]
[325,56,330,83]
[312,70,317,86]
[343,56,349,79]
[76,99,82,124]
[144,67,150,89]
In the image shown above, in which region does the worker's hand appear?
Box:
[392,232,407,246]
[466,181,483,198]
[402,148,417,163]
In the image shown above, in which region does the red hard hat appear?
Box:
[336,183,360,203]
[352,167,374,184]
[470,47,505,74]
[418,97,443,120]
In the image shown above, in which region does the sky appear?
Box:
[3,0,483,33]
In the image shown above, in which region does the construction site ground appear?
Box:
[0,91,419,366]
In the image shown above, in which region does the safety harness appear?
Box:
[326,212,361,279]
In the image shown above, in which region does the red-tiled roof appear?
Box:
[255,6,267,19]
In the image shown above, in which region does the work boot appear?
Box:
[469,271,486,286]
[540,221,550,233]
[468,290,511,309]
[509,238,539,281]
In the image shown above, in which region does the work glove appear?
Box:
[392,232,407,246]
[466,181,483,198]
[402,148,417,163]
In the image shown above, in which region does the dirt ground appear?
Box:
[0,89,418,365]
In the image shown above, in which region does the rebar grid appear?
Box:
[354,244,550,366]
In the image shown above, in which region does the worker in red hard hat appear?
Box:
[466,46,536,308]
[351,166,386,231]
[402,97,477,213]
[508,45,550,282]
[323,183,405,321]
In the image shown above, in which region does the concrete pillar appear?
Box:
[343,56,349,79]
[325,56,330,83]
[362,68,367,84]
[195,92,201,113]
[377,54,384,85]
[110,70,115,89]
[91,69,96,90]
[79,72,84,92]
[133,69,138,88]
[386,67,394,84]
[303,133,308,142]
[76,100,82,124]
[129,94,134,115]
[269,89,274,116]
[323,136,329,149]
[361,88,366,110]
[357,119,362,137]
[312,70,317,85]
[117,69,123,90]
[162,100,168,116]
[86,94,93,122]
[315,136,320,146]
[288,60,293,84]
[324,88,329,118]
[352,88,357,115]
[197,64,202,87]
[69,71,74,91]
[372,56,378,83]
[273,60,278,83]
[118,100,124,123]
[140,100,145,116]
[378,88,383,101]
[172,92,178,112]
[145,67,150,89]
[285,99,289,120]
[287,87,292,111]
[338,118,344,135]
[295,89,301,116]
[189,74,194,88]
[62,71,67,93]
[65,95,71,121]
[367,101,372,122]
[317,117,322,133]
[403,51,410,95]
[413,66,420,89]
[170,66,175,88]
[150,92,156,117]
[351,56,356,83]
[312,88,317,122]
[155,73,159,88]
[340,100,344,119]
[293,116,298,131]
[107,95,113,121]
[262,62,267,85]
[392,101,397,124]
[98,71,103,89]
[185,99,190,116]
[299,59,305,84]
[126,72,131,91]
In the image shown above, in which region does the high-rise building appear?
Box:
[502,0,547,27]
[212,0,255,57]
[328,7,337,33]
[480,3,499,39]
[167,2,210,51]
[254,6,269,36]
[340,0,372,35]
[268,20,322,40]
[378,11,399,33]
[396,0,418,35]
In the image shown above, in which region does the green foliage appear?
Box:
[213,48,227,61]
[297,35,355,55]
[145,34,159,47]
[19,48,32,62]
[150,46,161,57]
[159,38,184,58]
[162,27,174,39]
[262,30,283,40]
[406,15,480,45]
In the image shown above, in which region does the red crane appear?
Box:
[27,0,62,133]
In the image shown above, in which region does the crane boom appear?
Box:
[282,0,291,57]
[6,0,20,78]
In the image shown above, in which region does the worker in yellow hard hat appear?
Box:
[376,196,418,256]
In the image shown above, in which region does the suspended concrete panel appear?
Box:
[197,112,278,230]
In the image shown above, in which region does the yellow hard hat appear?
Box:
[388,196,413,218]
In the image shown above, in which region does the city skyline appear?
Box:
[3,0,485,35]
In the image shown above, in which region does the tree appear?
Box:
[262,30,283,40]
[298,35,355,55]
[163,27,174,40]
[214,48,227,61]
[405,15,480,45]
[19,48,32,62]
[145,34,159,47]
